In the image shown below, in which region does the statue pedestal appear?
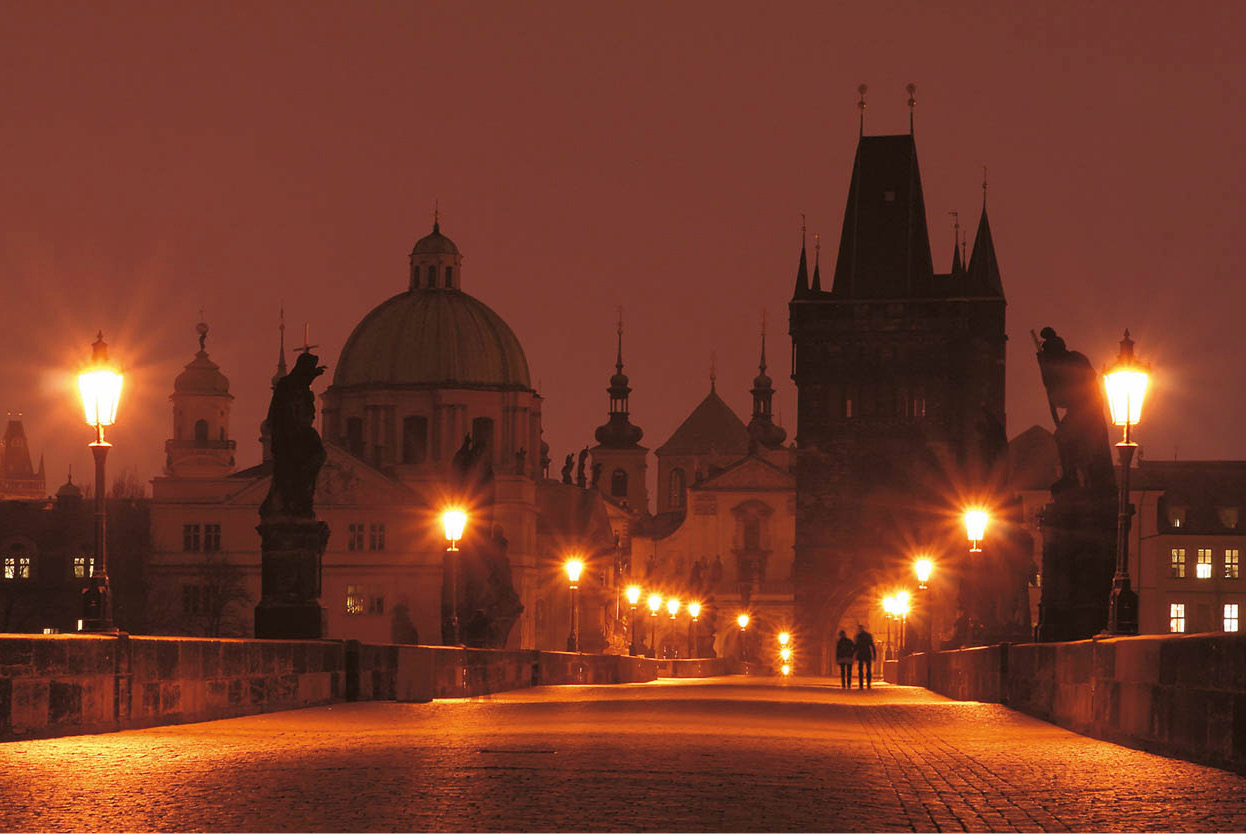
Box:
[1037,486,1116,642]
[255,517,328,639]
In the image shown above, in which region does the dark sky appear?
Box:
[3,1,1244,491]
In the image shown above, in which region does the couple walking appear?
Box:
[835,625,876,689]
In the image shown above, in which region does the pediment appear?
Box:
[224,446,416,507]
[694,455,794,491]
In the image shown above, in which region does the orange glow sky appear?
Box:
[2,1,1244,488]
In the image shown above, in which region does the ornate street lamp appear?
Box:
[736,612,750,662]
[647,593,662,658]
[441,508,467,645]
[882,595,897,660]
[895,591,910,654]
[565,558,584,652]
[964,509,989,553]
[1104,330,1149,635]
[914,557,936,661]
[626,585,642,656]
[665,598,680,659]
[687,601,701,658]
[77,332,123,633]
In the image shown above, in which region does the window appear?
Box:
[402,416,428,464]
[194,419,209,444]
[1197,549,1213,579]
[183,524,201,552]
[611,469,628,498]
[1169,506,1187,528]
[444,266,453,286]
[3,558,12,581]
[203,524,221,553]
[912,387,927,419]
[427,265,437,286]
[346,417,364,457]
[1227,550,1240,579]
[845,387,856,419]
[1225,603,1240,632]
[73,556,95,580]
[743,518,761,550]
[1169,603,1186,633]
[669,468,686,509]
[1220,507,1240,529]
[345,584,365,615]
[347,523,365,552]
[1170,548,1186,578]
[3,554,30,581]
[369,523,386,551]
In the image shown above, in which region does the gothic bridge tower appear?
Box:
[788,110,1007,673]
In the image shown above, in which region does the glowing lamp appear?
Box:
[565,558,584,585]
[964,509,989,553]
[626,585,641,606]
[780,664,791,676]
[666,598,680,617]
[78,333,123,430]
[647,593,662,613]
[883,595,896,617]
[688,601,701,620]
[780,647,792,661]
[896,591,910,614]
[914,558,933,588]
[737,613,750,630]
[1104,330,1149,435]
[777,631,790,647]
[442,509,467,544]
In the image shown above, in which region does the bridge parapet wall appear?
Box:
[896,633,1246,774]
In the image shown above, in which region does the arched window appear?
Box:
[472,417,494,459]
[444,266,454,287]
[670,468,686,509]
[611,468,628,498]
[402,416,428,464]
[194,419,209,444]
[427,265,438,286]
[345,417,364,457]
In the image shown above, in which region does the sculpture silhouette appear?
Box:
[560,453,574,485]
[260,352,326,519]
[1035,328,1115,492]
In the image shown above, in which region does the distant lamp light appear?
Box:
[666,598,680,618]
[1104,330,1149,434]
[626,585,642,606]
[964,509,989,553]
[914,557,934,589]
[688,601,701,620]
[883,595,897,617]
[777,631,791,647]
[737,612,750,630]
[780,647,792,662]
[564,558,585,585]
[648,593,662,614]
[895,592,910,617]
[442,509,467,549]
[780,664,792,677]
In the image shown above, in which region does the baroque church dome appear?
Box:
[332,223,532,390]
[174,323,231,394]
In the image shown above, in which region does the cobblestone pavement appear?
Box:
[3,677,1245,832]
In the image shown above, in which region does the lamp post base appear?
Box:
[1106,576,1139,635]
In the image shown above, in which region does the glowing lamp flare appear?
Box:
[780,664,791,676]
[626,585,641,606]
[780,647,792,661]
[777,631,790,647]
[648,593,662,613]
[883,595,897,617]
[666,598,680,617]
[1103,330,1149,431]
[441,509,467,543]
[914,558,934,586]
[964,509,989,552]
[78,333,123,429]
[895,591,910,616]
[737,613,750,630]
[688,601,701,619]
[564,558,584,584]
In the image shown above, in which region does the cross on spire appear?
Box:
[296,323,318,355]
[709,352,717,392]
[857,84,867,136]
[906,82,917,134]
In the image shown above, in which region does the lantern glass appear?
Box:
[883,595,896,616]
[442,509,467,542]
[895,591,910,616]
[914,558,934,584]
[736,613,749,629]
[1105,368,1149,428]
[964,510,989,543]
[626,585,641,606]
[666,598,680,616]
[79,369,123,428]
[688,601,701,619]
[777,631,790,646]
[648,593,662,613]
[565,558,584,583]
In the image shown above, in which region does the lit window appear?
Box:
[183,524,201,552]
[1169,603,1186,633]
[347,523,364,552]
[1170,548,1186,578]
[3,557,13,580]
[1169,507,1187,528]
[369,523,386,551]
[16,557,30,580]
[73,556,95,580]
[1225,603,1240,632]
[203,523,221,553]
[1197,549,1213,579]
[345,584,365,615]
[1226,550,1240,579]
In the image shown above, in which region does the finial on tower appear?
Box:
[811,232,822,291]
[759,310,768,373]
[906,83,917,134]
[615,305,624,372]
[710,352,717,392]
[857,84,868,135]
[433,199,440,233]
[801,212,807,246]
[196,316,209,352]
[982,165,988,207]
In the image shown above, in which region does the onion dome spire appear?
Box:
[747,312,787,450]
[594,309,643,448]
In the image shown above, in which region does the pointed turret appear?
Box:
[792,231,809,299]
[811,234,823,293]
[0,413,45,499]
[593,313,644,449]
[591,310,649,512]
[949,211,964,276]
[748,317,787,451]
[965,203,1003,297]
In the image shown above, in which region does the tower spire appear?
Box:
[857,84,867,137]
[949,211,963,274]
[433,199,440,234]
[811,233,822,292]
[982,165,988,208]
[906,83,917,134]
[710,352,717,393]
[748,309,786,450]
[792,215,810,298]
[274,306,288,382]
[759,310,767,373]
[615,306,624,374]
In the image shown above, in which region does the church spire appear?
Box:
[274,307,288,385]
[811,233,822,292]
[966,198,1003,297]
[792,215,809,298]
[949,211,964,275]
[748,311,786,451]
[593,309,643,449]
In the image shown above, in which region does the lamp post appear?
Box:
[626,585,642,656]
[1104,330,1149,635]
[647,593,662,657]
[77,332,123,633]
[962,510,989,639]
[915,557,934,655]
[565,558,584,652]
[736,612,750,662]
[687,601,701,658]
[882,595,896,660]
[442,509,467,645]
[895,591,910,655]
[666,598,680,658]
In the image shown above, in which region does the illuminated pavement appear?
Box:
[4,677,1246,832]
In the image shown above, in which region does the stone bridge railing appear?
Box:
[894,633,1246,775]
[0,634,729,741]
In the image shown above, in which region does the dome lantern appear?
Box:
[409,216,464,291]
